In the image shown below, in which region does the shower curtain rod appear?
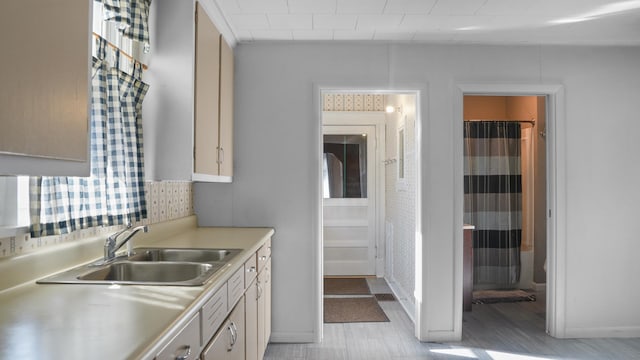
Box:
[464,119,535,125]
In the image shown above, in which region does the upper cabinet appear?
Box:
[0,0,91,176]
[145,0,233,182]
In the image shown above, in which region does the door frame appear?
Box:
[453,83,566,338]
[313,87,423,343]
[323,113,386,277]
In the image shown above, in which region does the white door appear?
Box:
[323,125,377,275]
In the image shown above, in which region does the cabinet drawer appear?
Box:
[244,254,257,288]
[227,266,244,307]
[201,284,228,346]
[257,238,271,272]
[156,312,200,360]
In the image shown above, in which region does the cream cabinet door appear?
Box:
[156,313,200,360]
[202,300,245,360]
[0,0,90,176]
[245,279,259,360]
[218,35,234,178]
[193,2,221,177]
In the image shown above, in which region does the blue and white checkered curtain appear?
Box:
[100,0,152,44]
[30,38,149,237]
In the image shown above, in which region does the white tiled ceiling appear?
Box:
[210,0,640,45]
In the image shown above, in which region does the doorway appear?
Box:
[455,83,565,339]
[319,91,420,332]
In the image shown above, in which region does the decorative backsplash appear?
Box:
[0,181,194,258]
[323,93,385,112]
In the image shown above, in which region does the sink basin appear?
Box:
[36,247,242,286]
[128,248,242,263]
[77,262,219,285]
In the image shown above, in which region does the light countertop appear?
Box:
[0,216,274,360]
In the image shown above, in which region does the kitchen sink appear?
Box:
[77,262,219,284]
[128,248,242,263]
[37,247,242,286]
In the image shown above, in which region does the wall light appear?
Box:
[386,105,403,114]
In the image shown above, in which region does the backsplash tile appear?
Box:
[0,181,194,259]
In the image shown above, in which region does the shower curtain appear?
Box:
[464,121,522,289]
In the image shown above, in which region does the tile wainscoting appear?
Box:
[0,181,194,258]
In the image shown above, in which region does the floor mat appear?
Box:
[374,293,396,301]
[324,297,390,323]
[324,277,371,295]
[472,289,536,304]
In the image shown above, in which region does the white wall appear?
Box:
[384,94,417,315]
[195,43,640,341]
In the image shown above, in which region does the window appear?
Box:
[0,176,30,235]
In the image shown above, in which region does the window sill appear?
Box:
[0,226,29,238]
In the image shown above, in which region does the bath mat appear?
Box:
[324,297,389,323]
[374,293,396,301]
[324,278,371,295]
[472,289,536,304]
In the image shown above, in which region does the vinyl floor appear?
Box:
[265,278,640,360]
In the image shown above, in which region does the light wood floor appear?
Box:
[265,278,640,359]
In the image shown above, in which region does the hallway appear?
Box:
[265,279,640,359]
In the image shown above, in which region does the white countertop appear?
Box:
[0,217,274,360]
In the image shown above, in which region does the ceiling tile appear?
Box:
[429,0,486,15]
[313,14,358,30]
[216,0,243,14]
[251,29,293,40]
[288,0,337,14]
[229,14,270,29]
[268,14,313,29]
[292,30,334,40]
[337,0,387,14]
[333,30,375,40]
[237,0,288,13]
[357,14,404,31]
[384,0,437,14]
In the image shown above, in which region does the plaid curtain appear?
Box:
[100,0,152,44]
[30,38,149,237]
[464,122,522,289]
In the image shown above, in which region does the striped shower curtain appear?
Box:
[464,122,522,289]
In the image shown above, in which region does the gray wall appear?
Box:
[195,43,640,341]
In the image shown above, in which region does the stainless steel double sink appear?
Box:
[37,248,242,286]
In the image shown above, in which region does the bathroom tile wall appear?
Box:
[0,181,194,259]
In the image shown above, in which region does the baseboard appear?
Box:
[269,331,316,343]
[564,326,640,339]
[532,281,546,292]
[385,277,415,323]
[420,330,460,342]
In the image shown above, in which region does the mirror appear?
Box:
[323,134,368,198]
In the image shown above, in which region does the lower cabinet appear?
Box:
[245,278,259,360]
[202,299,245,360]
[156,313,200,360]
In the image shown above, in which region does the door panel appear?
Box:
[323,125,376,275]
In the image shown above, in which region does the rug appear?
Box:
[472,289,536,304]
[324,278,371,295]
[324,297,390,323]
[374,293,396,301]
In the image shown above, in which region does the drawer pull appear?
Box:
[247,266,256,273]
[175,345,191,360]
[259,256,267,261]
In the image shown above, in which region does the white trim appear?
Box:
[322,219,368,227]
[191,173,232,183]
[269,331,317,343]
[386,276,415,323]
[454,83,566,339]
[564,326,640,339]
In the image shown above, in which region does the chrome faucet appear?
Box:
[103,224,149,262]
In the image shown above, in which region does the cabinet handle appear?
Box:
[247,266,256,273]
[175,345,191,360]
[259,256,267,261]
[257,280,263,300]
[218,147,225,165]
[231,321,238,345]
[227,323,236,352]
